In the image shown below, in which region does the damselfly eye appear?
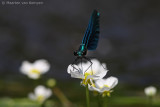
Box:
[82,50,87,56]
[74,51,78,56]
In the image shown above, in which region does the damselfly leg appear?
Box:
[71,57,81,73]
[83,57,93,74]
[87,56,107,70]
[71,57,93,75]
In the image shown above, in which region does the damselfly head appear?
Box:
[74,50,87,57]
[74,44,87,57]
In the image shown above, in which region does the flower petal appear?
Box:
[88,84,100,92]
[28,93,36,100]
[45,89,52,98]
[144,86,157,96]
[27,73,40,79]
[34,85,52,98]
[86,64,108,80]
[67,64,84,79]
[33,59,50,74]
[35,85,46,96]
[104,76,118,89]
[78,61,91,74]
[91,59,101,73]
[95,79,105,88]
[20,61,33,74]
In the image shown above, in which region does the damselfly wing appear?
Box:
[74,10,100,57]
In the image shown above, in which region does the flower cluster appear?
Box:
[67,59,118,96]
[20,59,52,103]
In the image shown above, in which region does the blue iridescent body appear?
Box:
[74,10,100,57]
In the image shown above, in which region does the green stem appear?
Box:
[104,96,107,107]
[41,102,45,107]
[53,87,72,107]
[98,94,102,107]
[148,96,153,107]
[86,85,90,107]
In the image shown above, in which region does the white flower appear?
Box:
[67,59,108,86]
[28,85,52,103]
[20,59,50,79]
[88,76,118,96]
[144,86,157,97]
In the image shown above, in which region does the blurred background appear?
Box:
[0,0,160,107]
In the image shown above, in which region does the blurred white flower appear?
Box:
[67,59,108,86]
[28,85,52,103]
[88,76,118,97]
[20,59,50,79]
[144,86,157,97]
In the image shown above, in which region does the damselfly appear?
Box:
[72,10,100,72]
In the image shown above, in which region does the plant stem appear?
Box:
[53,87,72,107]
[98,94,106,107]
[86,85,90,107]
[148,96,153,107]
[97,94,102,107]
[104,96,107,107]
[41,102,45,107]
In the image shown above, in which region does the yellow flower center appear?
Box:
[81,70,94,86]
[99,84,109,89]
[102,91,111,97]
[30,69,40,75]
[85,70,93,77]
[92,83,96,87]
[37,95,45,102]
[104,85,109,88]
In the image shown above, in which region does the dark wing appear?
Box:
[82,10,100,50]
